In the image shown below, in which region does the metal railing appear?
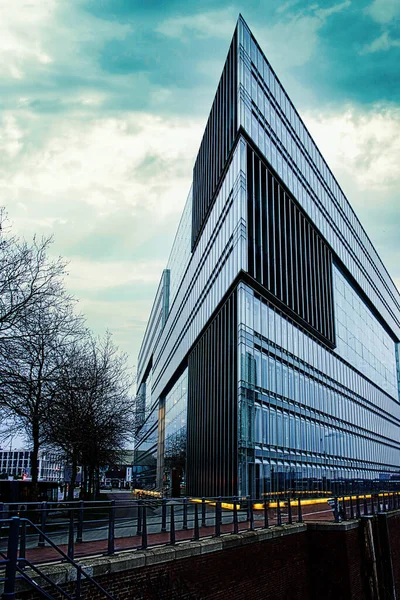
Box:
[0,490,399,598]
[0,515,116,600]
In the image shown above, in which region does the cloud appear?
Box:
[155,8,237,40]
[0,0,54,79]
[366,0,400,23]
[360,31,400,54]
[67,258,165,292]
[303,105,400,289]
[303,106,400,190]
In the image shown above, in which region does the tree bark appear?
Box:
[30,421,40,501]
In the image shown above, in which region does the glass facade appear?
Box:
[135,16,400,498]
[162,369,188,496]
[237,283,400,497]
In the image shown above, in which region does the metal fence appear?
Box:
[0,491,400,599]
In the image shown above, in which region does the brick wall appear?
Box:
[17,514,400,600]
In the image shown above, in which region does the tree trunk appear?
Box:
[67,453,78,501]
[88,466,94,499]
[94,467,100,500]
[30,422,40,501]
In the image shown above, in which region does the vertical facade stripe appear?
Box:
[246,144,335,347]
[187,292,238,497]
[192,28,238,249]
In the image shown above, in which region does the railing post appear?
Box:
[19,508,26,567]
[3,517,19,600]
[297,498,303,523]
[68,508,74,560]
[215,498,221,537]
[333,497,339,523]
[264,499,269,528]
[246,495,251,522]
[170,504,175,545]
[363,496,368,516]
[201,497,206,527]
[233,497,239,534]
[107,500,115,556]
[277,498,282,526]
[349,495,355,519]
[342,497,347,521]
[161,497,167,533]
[287,499,293,525]
[136,499,142,536]
[248,497,254,531]
[371,494,375,515]
[37,502,47,547]
[183,497,188,530]
[192,504,199,541]
[141,505,148,550]
[76,500,84,544]
[75,565,82,600]
[356,495,361,519]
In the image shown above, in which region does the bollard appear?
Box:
[201,497,206,528]
[214,498,221,537]
[333,497,339,523]
[68,508,74,560]
[38,502,47,548]
[76,500,84,544]
[233,497,239,534]
[277,498,282,526]
[297,498,303,523]
[141,506,148,550]
[161,497,167,533]
[107,500,115,556]
[3,517,20,600]
[183,497,188,530]
[192,504,200,541]
[136,499,143,536]
[264,499,269,528]
[170,504,176,545]
[287,499,292,525]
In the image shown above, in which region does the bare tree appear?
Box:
[47,332,134,499]
[0,217,84,498]
[0,209,67,336]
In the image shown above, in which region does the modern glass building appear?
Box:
[135,16,400,499]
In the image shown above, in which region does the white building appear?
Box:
[0,449,64,482]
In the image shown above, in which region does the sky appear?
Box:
[1,0,399,373]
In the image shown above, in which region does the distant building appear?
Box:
[135,16,400,498]
[0,449,64,482]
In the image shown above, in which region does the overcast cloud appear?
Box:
[1,0,399,368]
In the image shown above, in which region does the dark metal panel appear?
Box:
[245,144,336,347]
[186,292,238,497]
[192,29,238,249]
